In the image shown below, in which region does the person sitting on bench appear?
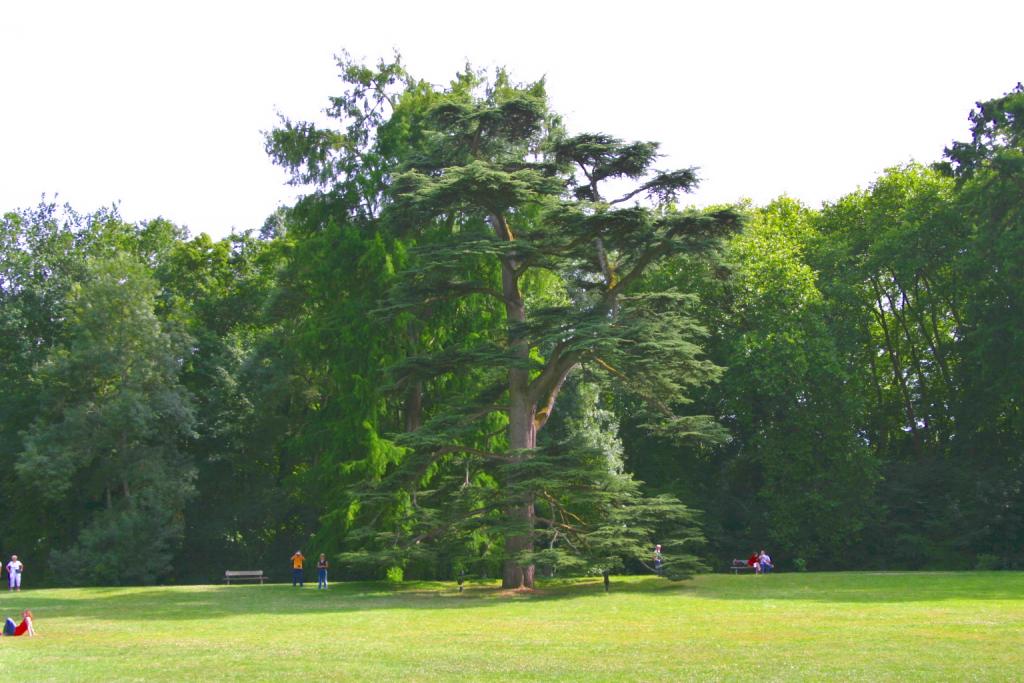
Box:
[747,552,760,573]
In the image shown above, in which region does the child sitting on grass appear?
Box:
[2,609,35,637]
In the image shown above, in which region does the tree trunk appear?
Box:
[502,364,538,588]
[502,504,536,588]
[865,329,888,456]
[494,211,538,589]
[914,278,956,397]
[404,381,422,432]
[405,321,423,432]
[870,277,923,456]
[883,283,932,434]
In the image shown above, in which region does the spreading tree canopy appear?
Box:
[270,61,743,588]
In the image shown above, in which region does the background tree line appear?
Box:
[0,64,1020,585]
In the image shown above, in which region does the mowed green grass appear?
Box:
[1,572,1022,681]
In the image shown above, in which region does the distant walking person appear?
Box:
[653,544,663,575]
[758,549,773,574]
[291,551,305,587]
[5,555,23,591]
[317,553,329,590]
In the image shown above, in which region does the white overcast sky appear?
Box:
[2,1,1022,238]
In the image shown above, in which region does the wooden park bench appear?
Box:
[224,570,267,585]
[729,560,756,574]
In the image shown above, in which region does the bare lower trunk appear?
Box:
[404,381,422,432]
[405,322,423,432]
[502,504,536,588]
[502,393,537,588]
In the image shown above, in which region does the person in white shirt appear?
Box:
[6,555,23,591]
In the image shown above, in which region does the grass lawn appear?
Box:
[1,571,1022,681]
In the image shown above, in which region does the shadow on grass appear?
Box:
[1,572,1020,622]
[0,576,694,621]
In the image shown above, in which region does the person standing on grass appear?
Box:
[291,550,305,587]
[759,549,773,574]
[653,544,663,575]
[5,555,23,591]
[317,553,329,590]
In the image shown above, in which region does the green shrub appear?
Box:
[974,554,1003,571]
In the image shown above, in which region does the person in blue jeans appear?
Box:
[291,550,305,586]
[759,550,774,574]
[317,553,329,590]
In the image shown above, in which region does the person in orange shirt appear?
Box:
[291,551,305,587]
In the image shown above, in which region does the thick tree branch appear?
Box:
[527,339,581,408]
[491,211,516,242]
[533,516,584,534]
[533,359,577,431]
[608,186,647,205]
[604,240,672,302]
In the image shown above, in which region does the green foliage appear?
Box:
[157,229,299,581]
[50,503,187,586]
[18,254,196,584]
[621,196,876,568]
[944,82,1024,181]
[727,198,876,563]
[943,85,1024,562]
[973,554,1003,571]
